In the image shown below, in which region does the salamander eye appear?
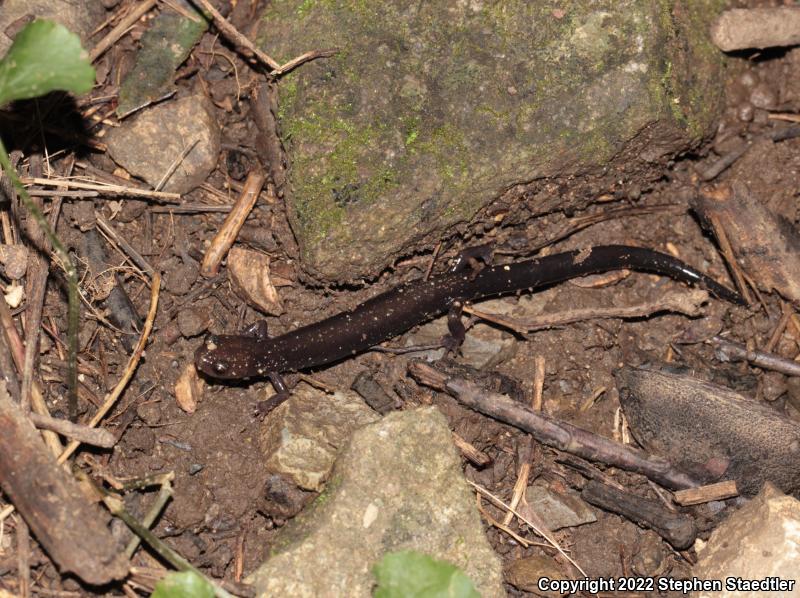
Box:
[212,362,228,375]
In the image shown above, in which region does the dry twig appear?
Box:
[468,480,586,577]
[463,288,711,334]
[89,0,159,62]
[21,177,181,203]
[200,171,266,277]
[58,272,161,464]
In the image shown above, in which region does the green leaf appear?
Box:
[151,571,215,598]
[0,19,95,107]
[373,550,480,598]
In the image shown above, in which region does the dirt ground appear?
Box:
[1,1,799,596]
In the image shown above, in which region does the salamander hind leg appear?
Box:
[449,243,493,278]
[441,299,467,355]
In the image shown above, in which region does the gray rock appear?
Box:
[105,95,220,194]
[262,1,725,280]
[250,407,504,597]
[526,480,597,531]
[258,383,379,491]
[693,483,800,597]
[406,303,517,369]
[0,0,104,55]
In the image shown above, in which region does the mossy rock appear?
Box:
[261,0,725,281]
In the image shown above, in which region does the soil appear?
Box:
[0,1,798,596]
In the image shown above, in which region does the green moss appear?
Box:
[296,0,316,18]
[650,0,725,140]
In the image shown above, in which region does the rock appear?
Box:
[136,401,162,426]
[505,555,567,597]
[525,480,597,531]
[177,308,210,339]
[692,483,800,597]
[258,383,379,491]
[262,1,725,280]
[105,95,220,194]
[0,0,104,55]
[0,245,27,280]
[259,472,314,521]
[163,261,199,296]
[631,531,670,578]
[407,319,516,369]
[249,407,504,597]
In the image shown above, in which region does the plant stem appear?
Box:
[0,139,79,417]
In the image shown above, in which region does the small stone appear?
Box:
[105,95,221,194]
[259,472,313,520]
[737,101,754,122]
[258,383,379,491]
[750,83,777,110]
[250,407,505,597]
[739,71,758,88]
[762,371,787,402]
[3,283,23,308]
[524,480,597,530]
[177,308,210,338]
[504,555,566,596]
[136,401,162,426]
[631,532,669,577]
[0,0,104,55]
[406,298,517,369]
[163,262,199,296]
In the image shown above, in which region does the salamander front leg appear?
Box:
[255,372,291,416]
[441,299,467,355]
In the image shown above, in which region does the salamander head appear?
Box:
[194,333,265,380]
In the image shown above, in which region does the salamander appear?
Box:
[195,245,742,386]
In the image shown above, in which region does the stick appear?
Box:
[467,480,586,577]
[21,177,181,202]
[95,214,155,277]
[200,171,265,277]
[0,382,128,584]
[189,0,337,76]
[28,413,116,448]
[712,335,800,376]
[57,272,161,464]
[673,480,738,506]
[581,480,697,550]
[89,0,159,62]
[408,362,699,489]
[463,288,711,333]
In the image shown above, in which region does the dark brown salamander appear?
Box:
[195,245,742,385]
